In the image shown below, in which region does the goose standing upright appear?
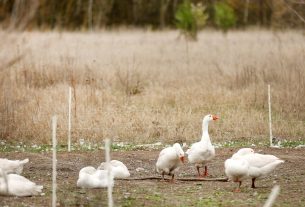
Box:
[186,114,218,177]
[156,143,185,182]
[0,168,43,196]
[0,158,29,174]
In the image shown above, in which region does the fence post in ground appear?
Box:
[263,185,280,207]
[268,84,273,147]
[52,116,57,207]
[105,138,113,207]
[68,86,72,152]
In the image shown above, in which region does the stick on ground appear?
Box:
[118,176,228,182]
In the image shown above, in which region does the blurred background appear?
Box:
[0,0,304,30]
[0,0,304,148]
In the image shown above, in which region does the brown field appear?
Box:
[0,147,304,206]
[0,30,305,146]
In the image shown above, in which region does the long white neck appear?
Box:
[201,119,210,142]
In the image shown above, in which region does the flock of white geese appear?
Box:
[0,114,284,197]
[156,114,284,192]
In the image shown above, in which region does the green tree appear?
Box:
[214,2,236,33]
[175,0,208,40]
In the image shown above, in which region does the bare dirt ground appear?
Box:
[0,147,304,207]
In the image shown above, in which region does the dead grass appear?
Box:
[0,30,304,145]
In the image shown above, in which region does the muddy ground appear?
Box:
[0,147,304,207]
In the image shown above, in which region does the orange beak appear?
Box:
[180,156,185,163]
[212,115,219,120]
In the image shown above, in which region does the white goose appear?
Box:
[98,160,130,178]
[0,158,29,174]
[0,168,43,196]
[225,150,251,192]
[186,114,218,177]
[77,166,114,188]
[231,148,284,188]
[156,143,185,182]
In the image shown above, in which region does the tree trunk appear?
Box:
[243,0,249,24]
[160,0,171,29]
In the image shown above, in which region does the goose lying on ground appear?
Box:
[98,160,130,178]
[156,143,185,182]
[229,148,284,189]
[0,168,43,196]
[0,158,29,174]
[77,166,114,188]
[186,114,218,177]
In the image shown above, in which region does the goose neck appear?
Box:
[202,120,209,132]
[201,133,210,142]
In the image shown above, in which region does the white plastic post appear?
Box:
[68,87,72,152]
[52,116,57,207]
[268,84,273,147]
[105,139,113,207]
[263,185,280,207]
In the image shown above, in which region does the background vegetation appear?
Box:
[0,31,304,145]
[0,0,304,30]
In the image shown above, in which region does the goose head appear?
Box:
[232,148,255,159]
[79,166,97,175]
[201,114,219,136]
[203,114,219,122]
[236,148,254,156]
[173,143,185,163]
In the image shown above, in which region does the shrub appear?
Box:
[214,2,236,33]
[175,0,208,40]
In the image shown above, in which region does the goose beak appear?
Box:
[212,115,219,120]
[180,156,185,163]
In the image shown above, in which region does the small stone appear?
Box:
[136,167,145,172]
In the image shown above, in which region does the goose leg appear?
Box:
[203,166,209,177]
[196,166,201,177]
[170,174,175,183]
[233,181,242,192]
[251,178,256,188]
[162,172,165,180]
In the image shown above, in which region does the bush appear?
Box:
[214,2,236,33]
[175,0,208,40]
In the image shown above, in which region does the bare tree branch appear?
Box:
[284,0,305,24]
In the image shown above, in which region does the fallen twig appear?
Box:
[117,176,228,182]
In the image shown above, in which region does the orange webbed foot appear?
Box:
[233,188,241,193]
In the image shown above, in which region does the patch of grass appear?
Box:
[280,139,305,148]
[120,196,137,207]
[195,197,221,206]
[215,139,268,148]
[145,193,163,202]
[111,143,137,151]
[1,138,304,153]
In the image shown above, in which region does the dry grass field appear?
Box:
[0,30,305,146]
